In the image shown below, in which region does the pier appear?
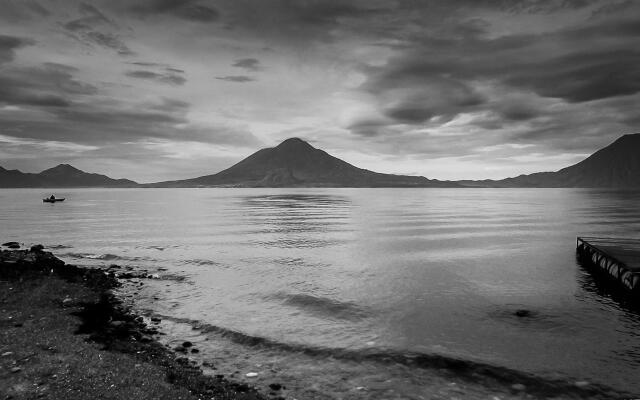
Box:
[577,237,640,294]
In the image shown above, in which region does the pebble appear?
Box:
[245,372,258,377]
[1,352,13,357]
[574,381,589,388]
[11,367,22,373]
[30,244,44,252]
[511,383,526,391]
[182,341,192,348]
[269,383,282,391]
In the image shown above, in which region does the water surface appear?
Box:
[1,188,639,397]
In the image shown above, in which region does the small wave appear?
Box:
[59,252,122,261]
[182,259,223,267]
[267,292,369,320]
[155,314,628,399]
[147,246,165,251]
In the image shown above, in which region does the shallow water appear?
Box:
[1,188,639,397]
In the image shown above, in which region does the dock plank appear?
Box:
[577,237,640,293]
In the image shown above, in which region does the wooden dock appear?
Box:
[577,237,640,294]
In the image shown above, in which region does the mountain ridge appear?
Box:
[0,164,138,188]
[148,137,459,187]
[463,133,640,188]
[2,133,639,188]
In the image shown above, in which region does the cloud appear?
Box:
[0,62,97,108]
[0,35,35,64]
[347,13,640,147]
[125,70,187,85]
[232,58,261,71]
[0,0,50,21]
[215,75,255,83]
[86,31,135,55]
[503,49,640,102]
[128,62,185,73]
[61,4,133,56]
[130,0,220,22]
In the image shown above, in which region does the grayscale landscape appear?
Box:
[1,1,639,400]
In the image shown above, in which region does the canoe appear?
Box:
[43,198,65,203]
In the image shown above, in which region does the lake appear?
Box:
[1,188,639,398]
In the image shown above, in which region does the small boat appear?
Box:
[43,197,65,203]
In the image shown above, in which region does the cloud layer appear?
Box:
[0,0,638,181]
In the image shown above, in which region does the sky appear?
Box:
[0,0,638,183]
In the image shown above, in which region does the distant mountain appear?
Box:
[462,133,640,188]
[0,164,138,188]
[150,137,459,187]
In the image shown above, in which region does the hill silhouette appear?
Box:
[463,133,640,188]
[150,138,459,187]
[0,164,138,188]
[3,134,638,188]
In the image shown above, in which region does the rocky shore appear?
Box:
[0,245,267,400]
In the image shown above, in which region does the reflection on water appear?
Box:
[240,194,353,248]
[1,188,640,396]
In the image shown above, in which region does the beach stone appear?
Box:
[140,335,153,343]
[30,244,44,252]
[62,297,73,306]
[236,383,250,392]
[575,381,589,388]
[1,351,13,357]
[511,383,526,391]
[190,348,199,353]
[150,317,161,323]
[175,357,189,365]
[4,242,20,249]
[174,346,188,353]
[269,383,282,391]
[514,309,531,318]
[182,341,192,348]
[11,367,21,373]
[245,372,258,377]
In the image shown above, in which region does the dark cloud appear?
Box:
[128,62,184,73]
[0,35,35,64]
[590,0,634,18]
[0,62,97,108]
[85,31,135,55]
[504,50,640,102]
[166,67,185,73]
[149,98,190,112]
[130,0,220,22]
[24,0,50,16]
[0,0,50,21]
[232,58,261,71]
[61,4,133,56]
[79,3,113,23]
[351,15,640,139]
[215,75,255,82]
[125,70,187,85]
[347,119,392,138]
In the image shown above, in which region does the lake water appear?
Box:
[1,188,639,398]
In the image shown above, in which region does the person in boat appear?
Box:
[49,195,55,200]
